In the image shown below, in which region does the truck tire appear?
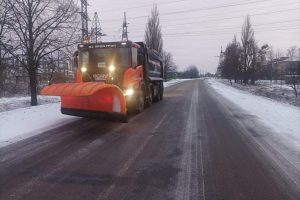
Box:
[153,85,161,102]
[135,88,144,113]
[159,83,164,100]
[145,88,152,108]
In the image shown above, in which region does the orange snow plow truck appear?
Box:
[41,41,164,122]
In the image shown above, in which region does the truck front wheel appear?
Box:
[135,88,144,113]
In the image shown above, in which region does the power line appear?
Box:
[160,8,300,28]
[100,0,275,22]
[127,26,300,38]
[162,19,300,33]
[103,8,300,33]
[102,3,299,31]
[100,0,187,13]
[113,19,300,35]
[158,0,299,23]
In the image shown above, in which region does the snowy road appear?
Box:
[0,79,299,200]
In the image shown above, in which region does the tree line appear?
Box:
[220,16,300,86]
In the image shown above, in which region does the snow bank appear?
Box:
[0,95,60,112]
[208,79,300,138]
[164,79,192,88]
[218,79,299,107]
[0,103,78,147]
[208,79,300,170]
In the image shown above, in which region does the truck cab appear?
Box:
[74,41,164,113]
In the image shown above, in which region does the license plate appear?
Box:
[93,74,107,81]
[97,62,106,69]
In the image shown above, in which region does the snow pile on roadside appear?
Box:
[208,78,300,164]
[0,103,78,147]
[218,79,299,107]
[0,95,60,112]
[164,79,191,87]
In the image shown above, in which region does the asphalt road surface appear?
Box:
[0,79,299,200]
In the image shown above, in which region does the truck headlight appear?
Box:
[81,67,87,72]
[124,88,134,96]
[109,65,115,72]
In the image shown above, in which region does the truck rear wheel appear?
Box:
[159,83,164,100]
[153,85,161,102]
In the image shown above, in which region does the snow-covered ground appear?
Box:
[218,79,300,107]
[0,103,79,147]
[208,78,300,174]
[0,96,60,112]
[163,79,191,87]
[0,79,190,147]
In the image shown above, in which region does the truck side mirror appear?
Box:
[137,54,143,66]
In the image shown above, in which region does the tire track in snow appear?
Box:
[175,83,205,200]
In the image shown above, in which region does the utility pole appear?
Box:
[91,12,106,43]
[214,46,224,78]
[80,0,89,42]
[122,12,128,41]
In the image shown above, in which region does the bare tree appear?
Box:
[274,50,283,60]
[287,74,299,98]
[241,15,257,84]
[162,50,176,81]
[0,0,9,38]
[0,0,10,96]
[266,46,274,62]
[41,49,71,85]
[145,4,163,53]
[286,45,297,61]
[1,0,80,105]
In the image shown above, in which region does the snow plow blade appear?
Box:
[41,82,127,122]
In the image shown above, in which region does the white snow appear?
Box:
[0,79,191,147]
[0,95,60,112]
[218,79,300,107]
[0,103,78,147]
[164,79,191,88]
[207,78,300,172]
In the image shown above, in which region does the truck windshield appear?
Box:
[79,48,131,70]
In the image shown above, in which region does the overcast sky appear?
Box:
[84,0,300,73]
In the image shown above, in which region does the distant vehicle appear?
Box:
[42,41,164,122]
